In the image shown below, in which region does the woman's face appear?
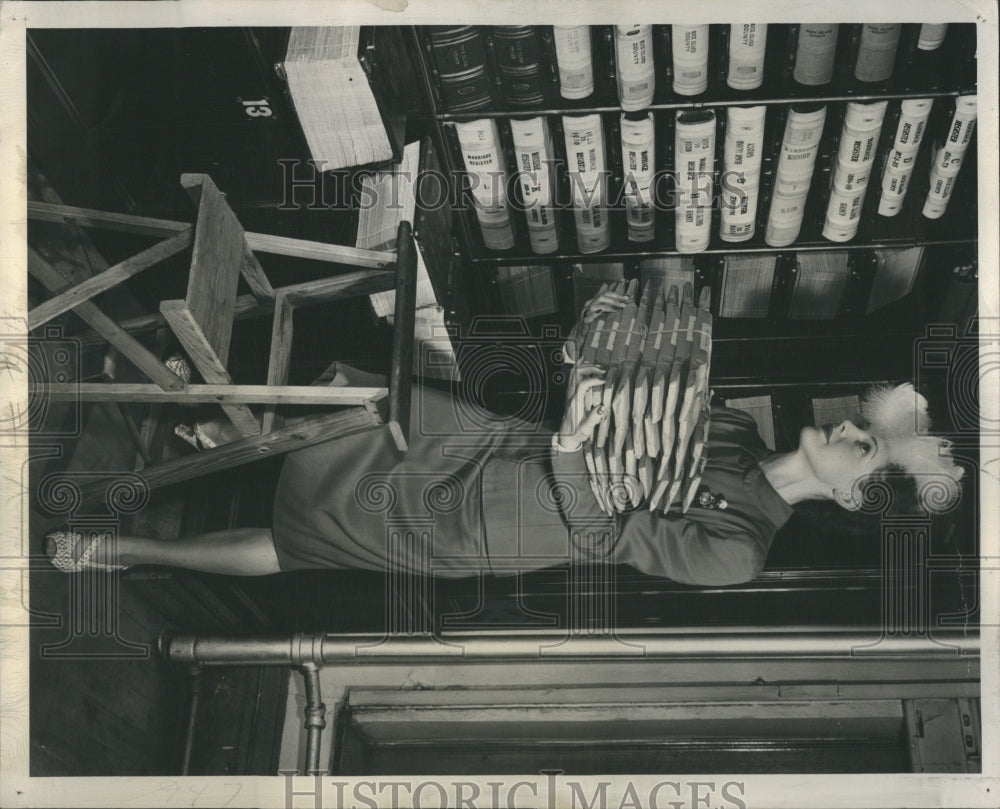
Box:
[799,419,885,504]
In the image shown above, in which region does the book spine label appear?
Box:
[723,105,766,182]
[553,25,595,99]
[509,116,554,206]
[823,183,865,241]
[563,113,608,192]
[826,186,865,224]
[438,70,493,112]
[675,188,711,253]
[765,185,810,247]
[615,25,655,110]
[893,98,933,151]
[832,158,871,193]
[675,111,717,197]
[836,101,887,169]
[456,119,515,249]
[881,166,912,197]
[923,167,955,219]
[945,95,977,151]
[777,106,827,180]
[429,26,487,72]
[621,113,656,242]
[720,184,760,242]
[854,23,901,83]
[793,24,839,86]
[672,25,710,96]
[727,23,768,90]
[572,189,611,253]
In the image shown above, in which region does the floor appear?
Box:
[28,358,292,776]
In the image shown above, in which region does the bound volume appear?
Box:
[284,27,405,170]
[765,104,826,247]
[823,100,887,242]
[878,98,932,216]
[727,24,768,90]
[854,23,901,83]
[615,25,655,111]
[509,117,559,254]
[672,25,710,96]
[788,251,850,319]
[720,105,766,243]
[426,26,492,112]
[674,110,716,253]
[553,25,595,100]
[563,113,610,253]
[492,26,548,109]
[792,24,839,86]
[620,112,656,243]
[568,280,714,514]
[455,119,516,250]
[357,139,458,380]
[922,95,976,220]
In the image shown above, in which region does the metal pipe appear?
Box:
[437,87,966,121]
[180,666,202,775]
[300,663,326,776]
[165,629,978,667]
[469,236,977,266]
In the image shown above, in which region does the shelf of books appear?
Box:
[413,22,978,330]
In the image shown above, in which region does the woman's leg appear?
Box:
[49,527,283,576]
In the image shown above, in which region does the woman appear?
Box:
[45,293,965,584]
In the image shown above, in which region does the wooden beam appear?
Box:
[282,269,396,307]
[388,222,417,452]
[28,201,395,268]
[28,227,194,330]
[27,200,190,237]
[113,402,152,465]
[182,175,243,366]
[72,294,271,347]
[240,241,275,303]
[27,248,186,391]
[35,383,388,405]
[159,300,260,436]
[40,408,383,508]
[244,233,395,269]
[262,293,295,434]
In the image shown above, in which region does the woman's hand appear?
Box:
[563,289,632,364]
[557,362,609,452]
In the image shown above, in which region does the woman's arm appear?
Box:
[547,360,620,556]
[616,508,767,586]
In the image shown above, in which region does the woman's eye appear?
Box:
[856,441,872,456]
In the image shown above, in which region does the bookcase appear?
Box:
[408,22,979,440]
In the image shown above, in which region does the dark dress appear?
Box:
[272,370,793,586]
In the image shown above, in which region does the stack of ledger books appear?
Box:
[284,27,402,170]
[568,279,713,515]
[356,140,459,380]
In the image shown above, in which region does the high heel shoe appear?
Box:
[165,354,193,384]
[45,530,129,573]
